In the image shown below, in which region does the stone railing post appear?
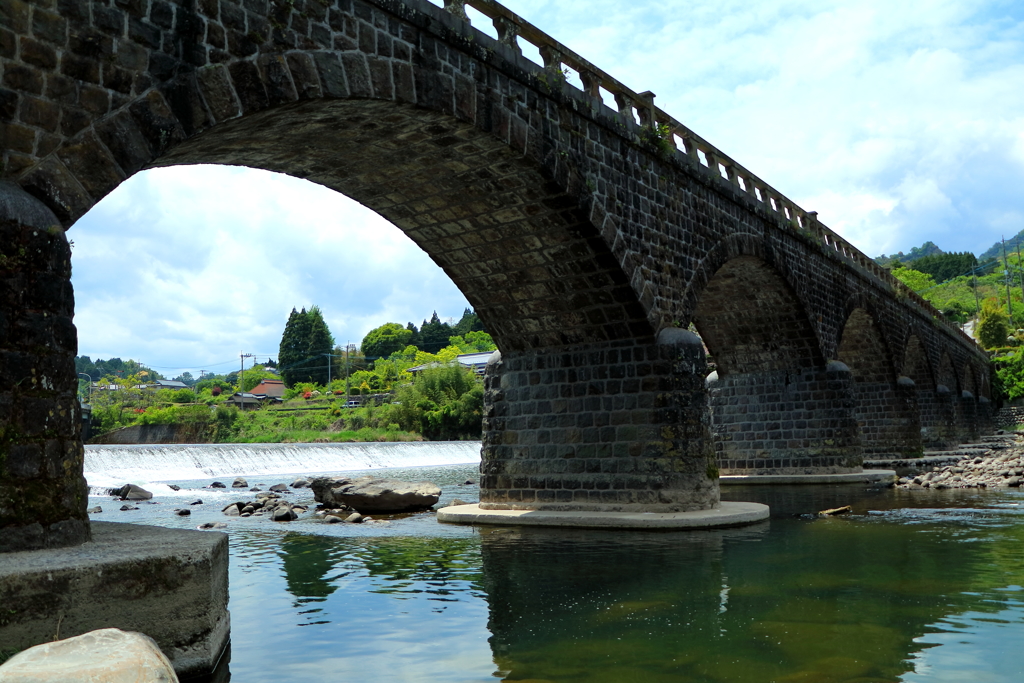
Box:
[613,91,634,121]
[538,44,563,72]
[443,0,469,21]
[578,70,601,102]
[637,91,656,127]
[0,182,90,552]
[492,16,521,53]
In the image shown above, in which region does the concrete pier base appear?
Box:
[720,469,897,485]
[437,501,770,529]
[0,521,229,680]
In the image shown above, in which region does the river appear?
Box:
[84,443,1024,683]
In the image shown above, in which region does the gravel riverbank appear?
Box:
[896,436,1024,489]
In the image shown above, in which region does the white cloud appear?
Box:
[71,166,470,373]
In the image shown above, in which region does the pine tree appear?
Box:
[419,311,453,353]
[453,308,486,335]
[405,322,421,349]
[279,308,312,387]
[305,306,335,386]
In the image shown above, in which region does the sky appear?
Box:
[69,0,1024,377]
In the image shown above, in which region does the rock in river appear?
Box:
[311,476,441,513]
[113,484,152,501]
[0,628,177,683]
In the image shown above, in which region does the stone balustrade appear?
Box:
[442,0,977,350]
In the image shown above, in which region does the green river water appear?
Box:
[91,465,1024,682]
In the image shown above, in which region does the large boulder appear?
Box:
[113,484,152,501]
[311,476,441,513]
[0,628,178,682]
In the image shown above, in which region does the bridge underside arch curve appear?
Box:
[64,95,653,353]
[693,256,861,475]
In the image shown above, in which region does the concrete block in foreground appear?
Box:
[720,470,897,485]
[437,501,769,529]
[0,522,228,680]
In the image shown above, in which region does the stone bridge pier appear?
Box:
[0,183,90,552]
[479,330,718,512]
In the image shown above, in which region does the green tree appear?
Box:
[405,322,421,348]
[418,311,453,353]
[240,365,280,392]
[305,306,335,386]
[978,298,1010,349]
[910,252,979,284]
[389,364,484,440]
[453,308,486,335]
[891,266,937,293]
[361,322,414,360]
[279,308,310,387]
[448,331,496,353]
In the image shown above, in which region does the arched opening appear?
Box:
[903,334,945,448]
[837,308,920,456]
[71,164,476,373]
[82,99,652,353]
[936,351,962,444]
[959,362,980,440]
[692,256,861,475]
[903,335,933,391]
[692,257,822,376]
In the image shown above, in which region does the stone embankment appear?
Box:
[893,435,1024,490]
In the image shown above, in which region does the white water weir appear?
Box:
[84,441,482,489]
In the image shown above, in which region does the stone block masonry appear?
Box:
[481,329,718,512]
[708,362,862,476]
[0,182,89,552]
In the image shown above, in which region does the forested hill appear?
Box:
[979,230,1024,263]
[874,241,944,266]
[878,232,1024,268]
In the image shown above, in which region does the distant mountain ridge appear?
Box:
[978,229,1024,263]
[876,231,1024,267]
[873,241,944,266]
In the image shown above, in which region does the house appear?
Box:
[148,379,189,390]
[249,379,285,399]
[407,351,495,376]
[224,393,263,410]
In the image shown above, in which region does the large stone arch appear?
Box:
[692,254,861,475]
[18,55,654,353]
[837,307,920,456]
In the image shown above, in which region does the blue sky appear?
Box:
[69,0,1024,376]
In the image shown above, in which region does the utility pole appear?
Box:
[1014,242,1024,333]
[239,352,253,394]
[1002,237,1014,326]
[345,343,351,399]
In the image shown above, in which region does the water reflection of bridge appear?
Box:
[270,492,1024,681]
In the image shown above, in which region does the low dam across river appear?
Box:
[83,441,482,488]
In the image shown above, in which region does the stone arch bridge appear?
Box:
[1,0,990,549]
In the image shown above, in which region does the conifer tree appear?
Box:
[305,306,336,386]
[419,311,453,353]
[279,308,313,387]
[453,308,486,335]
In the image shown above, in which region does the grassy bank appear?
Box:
[88,364,484,444]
